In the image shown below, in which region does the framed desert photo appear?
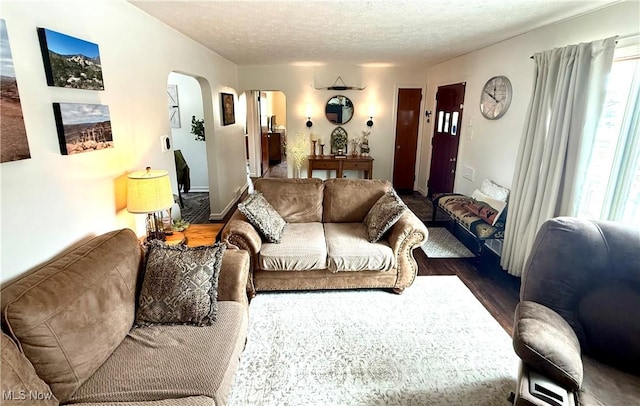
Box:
[53,103,113,155]
[221,92,235,126]
[37,27,104,90]
[1,19,31,163]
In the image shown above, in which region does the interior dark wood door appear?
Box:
[258,93,269,175]
[393,88,422,193]
[261,128,269,175]
[427,82,466,196]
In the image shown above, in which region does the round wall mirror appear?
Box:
[325,95,354,125]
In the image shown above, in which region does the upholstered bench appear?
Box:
[431,180,509,255]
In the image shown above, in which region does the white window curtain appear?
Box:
[501,37,617,277]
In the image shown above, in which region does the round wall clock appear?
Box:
[480,76,512,120]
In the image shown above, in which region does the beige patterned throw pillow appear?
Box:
[238,191,286,243]
[364,190,407,243]
[136,241,226,327]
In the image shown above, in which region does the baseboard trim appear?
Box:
[208,183,248,221]
[188,186,209,193]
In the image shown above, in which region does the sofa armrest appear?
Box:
[386,210,429,289]
[221,210,262,254]
[513,301,583,390]
[217,249,250,306]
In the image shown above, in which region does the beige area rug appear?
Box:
[229,276,518,405]
[421,227,475,258]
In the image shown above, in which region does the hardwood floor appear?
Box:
[415,248,521,336]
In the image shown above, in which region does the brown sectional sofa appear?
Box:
[1,229,250,406]
[222,178,429,296]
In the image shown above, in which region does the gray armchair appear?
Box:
[512,217,640,406]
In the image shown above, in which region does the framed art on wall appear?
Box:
[1,19,31,163]
[167,84,180,128]
[52,103,113,155]
[37,27,104,90]
[221,92,235,126]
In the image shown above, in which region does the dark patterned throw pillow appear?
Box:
[238,191,286,243]
[136,240,226,327]
[364,190,407,243]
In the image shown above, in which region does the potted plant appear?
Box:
[191,116,205,141]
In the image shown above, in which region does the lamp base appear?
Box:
[146,212,166,241]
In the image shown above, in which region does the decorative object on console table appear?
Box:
[221,92,235,125]
[127,167,175,241]
[290,131,308,178]
[331,126,348,155]
[360,130,370,156]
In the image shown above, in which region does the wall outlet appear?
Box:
[462,166,475,182]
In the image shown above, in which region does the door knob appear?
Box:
[396,145,400,149]
[449,157,456,162]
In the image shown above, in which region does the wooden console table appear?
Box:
[307,155,374,179]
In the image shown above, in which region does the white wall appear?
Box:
[0,0,246,282]
[168,72,209,192]
[418,1,640,197]
[238,65,428,180]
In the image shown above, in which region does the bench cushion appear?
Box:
[259,223,327,271]
[324,223,394,272]
[436,194,504,240]
[254,178,324,223]
[323,179,391,223]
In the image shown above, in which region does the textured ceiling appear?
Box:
[129,0,620,67]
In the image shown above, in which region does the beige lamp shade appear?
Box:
[127,167,174,213]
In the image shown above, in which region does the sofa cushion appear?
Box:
[254,178,324,223]
[323,179,391,223]
[0,229,142,403]
[324,223,395,272]
[364,190,407,242]
[238,191,286,243]
[136,241,226,327]
[69,302,248,405]
[1,333,58,406]
[259,222,327,271]
[72,397,215,405]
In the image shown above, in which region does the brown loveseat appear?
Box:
[1,229,250,406]
[221,178,428,296]
[512,217,640,406]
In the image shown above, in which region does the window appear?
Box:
[578,47,640,226]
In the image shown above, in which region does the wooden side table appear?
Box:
[182,223,224,247]
[140,224,224,247]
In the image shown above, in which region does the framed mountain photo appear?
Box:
[53,103,113,155]
[1,19,31,163]
[37,28,104,90]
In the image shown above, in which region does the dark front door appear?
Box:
[428,82,466,196]
[393,88,422,193]
[258,93,269,175]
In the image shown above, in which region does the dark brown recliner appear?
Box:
[512,217,640,406]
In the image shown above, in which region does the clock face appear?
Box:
[480,76,512,120]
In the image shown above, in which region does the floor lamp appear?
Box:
[127,167,174,241]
